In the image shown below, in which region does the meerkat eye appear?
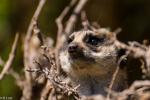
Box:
[67,34,75,43]
[67,38,73,44]
[85,35,104,46]
[67,35,74,44]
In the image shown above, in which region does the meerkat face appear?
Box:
[60,28,118,75]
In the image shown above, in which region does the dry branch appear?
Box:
[106,54,128,100]
[0,33,19,80]
[27,56,80,100]
[56,0,77,36]
[65,0,88,35]
[24,0,46,75]
[114,39,150,77]
[22,0,47,100]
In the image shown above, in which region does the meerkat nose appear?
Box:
[68,43,78,53]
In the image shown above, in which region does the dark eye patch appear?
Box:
[85,34,105,46]
[67,38,73,44]
[67,35,74,44]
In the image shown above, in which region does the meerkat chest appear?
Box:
[69,70,127,96]
[71,75,110,95]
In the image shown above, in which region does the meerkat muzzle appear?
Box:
[68,43,79,53]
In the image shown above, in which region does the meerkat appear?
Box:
[59,28,127,96]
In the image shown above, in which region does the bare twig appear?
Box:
[0,33,19,80]
[24,0,46,70]
[113,80,150,100]
[114,40,150,77]
[106,66,120,100]
[33,21,44,45]
[56,0,77,37]
[24,0,46,83]
[28,67,80,99]
[65,0,88,34]
[27,50,80,99]
[145,47,150,76]
[129,80,150,90]
[9,69,24,89]
[81,11,90,29]
[40,81,53,100]
[106,55,128,100]
[23,0,47,100]
[26,0,46,40]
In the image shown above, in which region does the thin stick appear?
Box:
[24,0,46,84]
[56,0,77,37]
[24,0,46,77]
[81,11,90,29]
[24,0,46,67]
[55,0,78,49]
[40,82,53,100]
[23,0,46,100]
[65,0,88,34]
[0,33,19,80]
[115,40,150,76]
[106,55,127,100]
[106,65,120,100]
[9,69,24,89]
[26,0,46,41]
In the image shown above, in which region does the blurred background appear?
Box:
[0,0,150,99]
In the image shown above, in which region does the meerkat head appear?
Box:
[60,28,121,76]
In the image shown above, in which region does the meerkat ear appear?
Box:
[117,48,127,69]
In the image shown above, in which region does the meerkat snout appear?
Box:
[68,43,79,53]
